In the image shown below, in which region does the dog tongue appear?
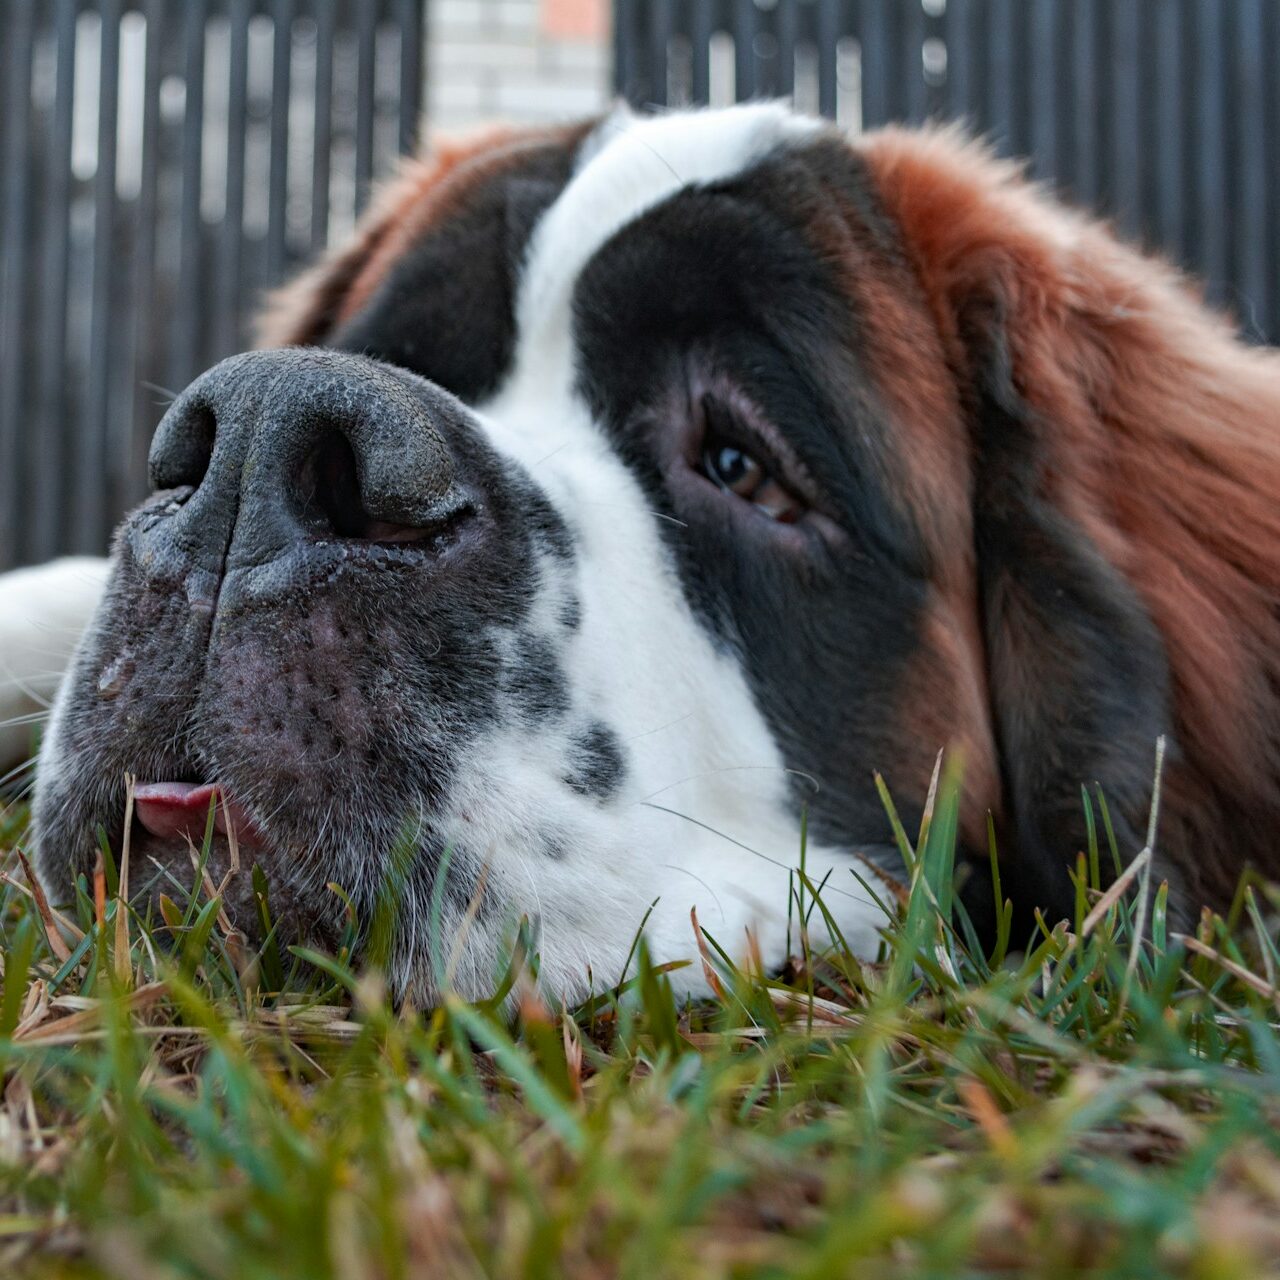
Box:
[134,782,263,846]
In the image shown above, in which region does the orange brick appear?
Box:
[540,0,606,42]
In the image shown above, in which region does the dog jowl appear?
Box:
[30,105,1280,1001]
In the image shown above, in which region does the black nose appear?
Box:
[143,349,475,581]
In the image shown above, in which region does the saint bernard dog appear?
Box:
[2,104,1278,1002]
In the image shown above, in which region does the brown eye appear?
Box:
[703,442,763,497]
[701,440,804,523]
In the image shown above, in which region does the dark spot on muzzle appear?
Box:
[565,721,626,801]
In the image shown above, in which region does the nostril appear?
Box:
[302,430,366,539]
[298,429,473,547]
[149,402,217,493]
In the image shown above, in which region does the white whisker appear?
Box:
[640,801,862,903]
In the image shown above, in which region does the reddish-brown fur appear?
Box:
[860,126,1280,903]
[797,168,1000,846]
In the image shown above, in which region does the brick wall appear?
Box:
[428,0,611,133]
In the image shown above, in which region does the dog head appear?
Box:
[34,105,1280,1000]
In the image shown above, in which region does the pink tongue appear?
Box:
[134,782,263,846]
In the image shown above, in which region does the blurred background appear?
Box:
[0,0,1276,570]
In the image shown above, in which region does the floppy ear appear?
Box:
[958,289,1171,924]
[860,125,1280,927]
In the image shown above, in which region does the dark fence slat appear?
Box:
[354,0,377,211]
[0,0,36,564]
[754,0,781,100]
[690,0,713,105]
[1232,0,1269,340]
[1268,0,1280,345]
[1111,0,1143,239]
[174,0,208,395]
[1135,0,1161,247]
[1193,0,1227,301]
[310,0,335,253]
[217,0,251,361]
[79,0,122,554]
[398,0,423,154]
[1152,0,1185,261]
[1005,0,1032,158]
[32,0,79,563]
[732,0,760,103]
[896,0,926,124]
[942,0,976,124]
[775,0,798,100]
[614,0,647,107]
[133,0,166,491]
[267,0,294,283]
[858,0,891,131]
[1027,0,1060,184]
[814,0,838,120]
[1069,0,1100,205]
[985,0,1017,152]
[648,0,676,106]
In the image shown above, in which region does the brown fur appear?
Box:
[860,126,1280,904]
[796,160,1000,848]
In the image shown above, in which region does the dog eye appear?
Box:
[701,438,804,523]
[703,443,761,495]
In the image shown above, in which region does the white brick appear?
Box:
[432,38,539,73]
[493,77,608,119]
[430,23,495,48]
[431,107,490,132]
[431,0,491,29]
[429,77,495,117]
[538,38,609,76]
[492,0,540,35]
[425,0,610,131]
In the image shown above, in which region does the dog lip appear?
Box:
[134,781,265,847]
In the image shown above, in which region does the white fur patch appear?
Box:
[0,558,109,771]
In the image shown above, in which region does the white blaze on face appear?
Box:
[439,105,894,1001]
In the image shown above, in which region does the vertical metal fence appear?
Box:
[615,0,1280,346]
[0,0,426,570]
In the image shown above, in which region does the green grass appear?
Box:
[3,767,1280,1279]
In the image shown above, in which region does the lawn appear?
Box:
[2,761,1279,1279]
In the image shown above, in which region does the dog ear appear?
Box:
[256,122,591,349]
[957,288,1171,925]
[860,125,1280,928]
